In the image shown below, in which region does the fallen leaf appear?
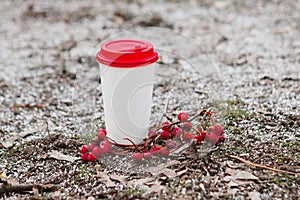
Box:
[224,169,258,181]
[228,180,252,188]
[233,170,259,180]
[96,171,116,187]
[146,160,179,178]
[109,174,127,185]
[248,191,261,200]
[147,167,177,178]
[1,125,46,148]
[128,177,155,187]
[144,181,168,195]
[48,150,79,162]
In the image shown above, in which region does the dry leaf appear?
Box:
[146,160,179,178]
[109,174,127,185]
[248,191,261,200]
[228,180,252,188]
[224,168,258,182]
[1,125,46,148]
[144,181,168,195]
[148,167,177,178]
[127,177,155,187]
[96,171,116,187]
[48,150,79,162]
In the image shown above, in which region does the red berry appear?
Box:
[97,129,106,139]
[160,131,170,140]
[132,153,142,162]
[206,133,219,144]
[87,143,95,152]
[195,132,206,143]
[183,132,194,141]
[100,140,110,154]
[213,124,224,136]
[143,152,152,159]
[150,146,160,155]
[81,153,88,161]
[87,153,96,162]
[183,122,193,131]
[98,128,107,135]
[148,129,156,137]
[160,148,170,156]
[79,145,88,154]
[178,112,189,122]
[172,127,182,137]
[92,146,102,158]
[166,140,176,149]
[162,121,172,131]
[218,135,226,143]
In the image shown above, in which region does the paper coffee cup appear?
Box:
[96,40,159,144]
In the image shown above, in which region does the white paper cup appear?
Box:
[96,40,158,144]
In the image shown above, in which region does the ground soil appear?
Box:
[0,0,299,199]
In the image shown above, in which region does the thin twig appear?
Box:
[0,183,58,194]
[158,92,171,126]
[225,154,300,176]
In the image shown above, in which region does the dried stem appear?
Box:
[157,92,171,126]
[225,154,300,176]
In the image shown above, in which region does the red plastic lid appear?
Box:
[96,40,159,68]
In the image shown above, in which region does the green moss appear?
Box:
[274,174,295,187]
[117,187,144,198]
[224,109,253,120]
[225,98,244,105]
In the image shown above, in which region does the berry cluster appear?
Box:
[79,111,225,162]
[80,129,110,162]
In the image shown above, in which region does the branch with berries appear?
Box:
[79,110,225,162]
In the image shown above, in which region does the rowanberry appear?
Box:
[150,146,160,155]
[97,129,106,139]
[143,151,152,159]
[212,124,224,136]
[79,145,88,154]
[87,153,96,162]
[132,153,142,162]
[81,153,88,161]
[183,132,194,141]
[162,121,172,131]
[92,146,102,158]
[100,140,110,154]
[172,127,182,137]
[178,112,189,122]
[206,133,219,144]
[160,131,170,140]
[183,122,193,131]
[87,143,95,152]
[194,132,206,143]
